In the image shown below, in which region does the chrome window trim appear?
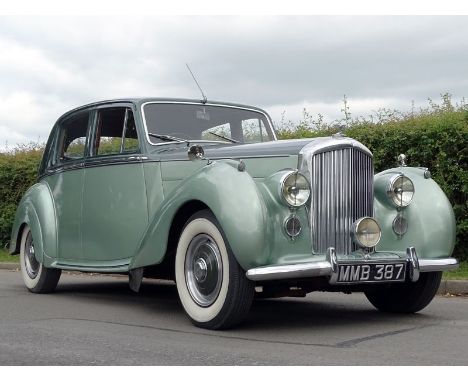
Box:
[140,101,278,146]
[90,105,141,158]
[120,108,129,153]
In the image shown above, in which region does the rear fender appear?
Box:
[9,182,57,266]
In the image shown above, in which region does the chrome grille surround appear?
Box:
[299,137,374,255]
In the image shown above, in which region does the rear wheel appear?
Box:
[365,272,442,313]
[175,210,254,329]
[20,226,61,293]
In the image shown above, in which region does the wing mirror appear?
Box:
[187,145,205,161]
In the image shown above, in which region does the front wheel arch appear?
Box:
[131,160,269,271]
[166,200,211,258]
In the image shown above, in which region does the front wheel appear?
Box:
[20,225,61,293]
[365,272,442,313]
[175,210,255,329]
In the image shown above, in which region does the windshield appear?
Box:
[143,103,275,144]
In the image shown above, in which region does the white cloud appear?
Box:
[0,37,79,86]
[0,15,467,147]
[0,91,67,146]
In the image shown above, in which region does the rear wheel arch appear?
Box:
[19,224,61,293]
[10,182,58,262]
[12,204,45,263]
[11,222,28,255]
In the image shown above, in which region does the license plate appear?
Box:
[336,262,406,284]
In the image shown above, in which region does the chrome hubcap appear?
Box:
[24,232,40,279]
[194,258,208,282]
[185,234,223,307]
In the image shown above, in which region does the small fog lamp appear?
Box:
[285,216,302,238]
[393,215,408,236]
[352,217,382,248]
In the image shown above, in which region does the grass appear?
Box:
[0,248,18,263]
[443,261,468,280]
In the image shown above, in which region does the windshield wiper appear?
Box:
[208,132,239,143]
[148,133,188,143]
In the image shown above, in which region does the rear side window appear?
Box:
[92,108,139,157]
[55,111,90,164]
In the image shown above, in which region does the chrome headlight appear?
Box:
[280,171,310,207]
[387,174,415,207]
[352,217,382,248]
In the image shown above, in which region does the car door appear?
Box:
[81,104,148,263]
[44,110,92,262]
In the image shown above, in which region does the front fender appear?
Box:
[131,160,269,270]
[374,167,456,259]
[9,182,57,266]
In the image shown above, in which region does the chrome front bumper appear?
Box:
[246,247,459,283]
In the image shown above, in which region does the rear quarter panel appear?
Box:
[10,182,57,265]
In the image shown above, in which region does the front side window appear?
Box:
[55,111,90,164]
[92,108,139,156]
[143,103,275,144]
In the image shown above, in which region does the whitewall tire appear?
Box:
[175,210,254,329]
[20,225,61,293]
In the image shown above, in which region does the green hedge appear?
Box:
[278,107,468,260]
[0,104,466,260]
[0,146,43,250]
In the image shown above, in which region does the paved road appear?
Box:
[1,269,467,365]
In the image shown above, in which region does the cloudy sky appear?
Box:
[0,15,467,147]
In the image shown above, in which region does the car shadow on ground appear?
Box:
[53,276,440,333]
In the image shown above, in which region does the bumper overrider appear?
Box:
[245,247,459,283]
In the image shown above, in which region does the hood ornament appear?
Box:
[332,124,346,139]
[397,153,407,167]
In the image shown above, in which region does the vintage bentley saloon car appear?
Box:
[10,98,458,329]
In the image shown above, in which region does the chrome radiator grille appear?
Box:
[309,147,374,255]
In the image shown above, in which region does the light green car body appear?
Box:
[9,98,457,281]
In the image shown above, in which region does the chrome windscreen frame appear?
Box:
[140,101,278,147]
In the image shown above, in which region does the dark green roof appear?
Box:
[58,97,270,122]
